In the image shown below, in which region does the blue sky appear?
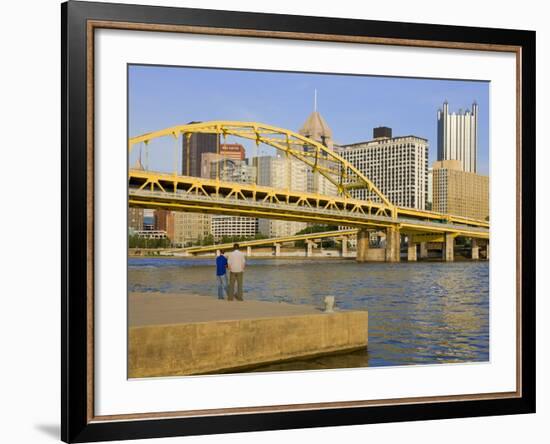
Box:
[129,65,489,175]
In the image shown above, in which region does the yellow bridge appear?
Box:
[129,121,489,262]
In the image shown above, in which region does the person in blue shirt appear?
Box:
[215,250,229,300]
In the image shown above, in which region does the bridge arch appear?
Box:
[129,121,393,209]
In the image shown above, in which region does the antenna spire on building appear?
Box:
[314,89,318,112]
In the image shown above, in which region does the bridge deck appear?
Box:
[130,187,489,238]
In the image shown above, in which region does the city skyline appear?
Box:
[128,64,490,175]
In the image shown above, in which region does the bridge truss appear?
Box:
[129,121,394,215]
[128,121,489,240]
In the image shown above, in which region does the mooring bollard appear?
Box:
[324,296,335,313]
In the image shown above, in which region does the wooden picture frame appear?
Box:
[61,1,536,442]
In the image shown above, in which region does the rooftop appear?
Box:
[299,111,333,140]
[339,134,428,149]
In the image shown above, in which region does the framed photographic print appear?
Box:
[61,1,536,442]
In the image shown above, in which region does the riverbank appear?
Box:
[128,252,486,261]
[129,253,357,260]
[128,292,368,377]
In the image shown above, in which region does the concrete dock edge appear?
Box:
[129,310,368,378]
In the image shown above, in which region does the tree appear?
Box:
[294,224,339,247]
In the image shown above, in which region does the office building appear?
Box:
[437,101,478,173]
[201,152,252,182]
[210,158,258,238]
[220,143,246,161]
[166,212,211,247]
[128,208,144,234]
[427,167,433,210]
[298,105,337,196]
[173,129,218,245]
[432,160,489,220]
[128,157,145,234]
[337,128,429,209]
[201,152,224,179]
[134,230,167,240]
[211,216,258,240]
[154,209,170,233]
[254,155,308,237]
[209,159,257,184]
[181,122,220,177]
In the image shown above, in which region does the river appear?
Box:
[128,257,489,371]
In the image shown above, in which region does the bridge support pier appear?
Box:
[356,229,369,262]
[340,237,348,257]
[306,240,315,257]
[419,242,428,259]
[385,227,400,263]
[274,243,281,257]
[484,242,490,260]
[444,233,455,262]
[471,239,479,260]
[407,243,417,262]
[247,246,252,256]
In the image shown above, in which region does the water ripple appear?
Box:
[128,259,489,369]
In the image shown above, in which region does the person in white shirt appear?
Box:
[227,244,246,301]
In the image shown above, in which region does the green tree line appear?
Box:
[129,235,171,249]
[294,224,340,248]
[191,233,269,247]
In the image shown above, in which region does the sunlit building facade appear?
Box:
[437,101,478,173]
[166,212,211,247]
[337,128,429,210]
[432,160,489,220]
[210,158,258,239]
[254,155,308,237]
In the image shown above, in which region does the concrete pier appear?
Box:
[407,243,417,261]
[385,227,400,262]
[356,229,369,262]
[339,237,348,257]
[471,238,479,260]
[305,240,315,257]
[444,233,455,262]
[419,242,428,259]
[128,293,368,378]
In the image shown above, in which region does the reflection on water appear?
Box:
[128,258,489,369]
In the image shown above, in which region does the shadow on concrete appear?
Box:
[34,424,59,440]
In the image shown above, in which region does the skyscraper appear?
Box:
[437,101,478,173]
[337,128,429,209]
[173,125,217,245]
[298,91,337,196]
[254,155,308,237]
[210,159,258,239]
[181,122,220,177]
